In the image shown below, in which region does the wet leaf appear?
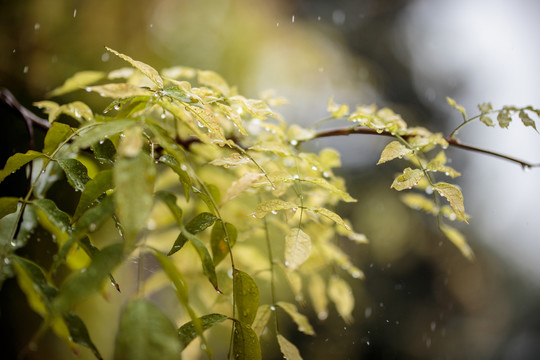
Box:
[222,172,264,204]
[234,269,260,326]
[62,313,102,359]
[43,122,74,155]
[308,274,328,320]
[73,170,113,220]
[251,304,272,338]
[158,154,192,201]
[433,182,467,222]
[114,299,182,360]
[249,141,291,156]
[252,199,298,218]
[390,168,424,191]
[47,70,106,97]
[73,120,135,149]
[302,177,356,202]
[287,125,315,142]
[377,141,413,165]
[114,152,156,244]
[177,313,228,349]
[0,197,19,220]
[106,47,164,89]
[327,97,349,118]
[155,191,184,226]
[209,153,250,168]
[57,158,91,192]
[33,198,71,235]
[232,320,261,360]
[497,110,511,128]
[440,224,474,260]
[277,334,303,360]
[400,193,437,215]
[198,70,230,96]
[426,152,461,178]
[446,97,467,118]
[182,230,219,290]
[210,221,237,265]
[276,301,315,335]
[0,150,43,184]
[87,83,154,99]
[284,228,311,271]
[519,110,537,131]
[319,148,341,168]
[328,276,354,324]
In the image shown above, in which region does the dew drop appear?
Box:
[317,16,321,21]
[430,321,436,331]
[290,140,298,146]
[73,9,77,18]
[292,15,295,23]
[114,104,120,111]
[34,23,40,30]
[271,210,278,215]
[101,52,110,62]
[85,86,92,92]
[23,66,29,74]
[311,166,318,171]
[364,307,372,318]
[160,112,166,119]
[317,311,328,320]
[352,270,362,279]
[293,174,300,180]
[88,223,97,232]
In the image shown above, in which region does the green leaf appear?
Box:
[155,191,184,226]
[158,154,192,201]
[34,198,72,235]
[197,70,230,96]
[497,110,511,128]
[54,243,124,313]
[210,221,237,265]
[390,168,424,191]
[277,334,303,360]
[73,194,115,239]
[114,299,182,360]
[440,224,474,260]
[91,138,116,165]
[43,122,74,155]
[232,320,261,360]
[114,152,156,244]
[377,141,413,165]
[276,301,315,335]
[328,276,354,324]
[74,170,114,220]
[177,313,228,349]
[87,83,154,99]
[327,97,349,118]
[186,212,217,233]
[47,70,106,97]
[234,269,260,326]
[251,304,272,338]
[446,96,467,118]
[519,110,537,131]
[62,313,103,360]
[284,228,311,271]
[0,197,19,220]
[0,150,43,184]
[433,182,467,222]
[57,158,91,192]
[106,47,164,89]
[73,120,136,149]
[181,230,219,290]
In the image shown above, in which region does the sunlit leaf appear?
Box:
[209,153,250,168]
[328,276,354,324]
[87,83,154,99]
[319,148,341,168]
[277,334,303,360]
[308,274,328,320]
[519,110,537,131]
[287,125,315,142]
[198,70,230,96]
[117,126,144,158]
[433,182,467,222]
[284,228,311,271]
[114,152,156,244]
[234,269,260,326]
[43,122,74,155]
[0,197,19,220]
[73,120,136,149]
[47,70,106,97]
[497,110,511,128]
[57,158,91,192]
[446,96,467,118]
[400,193,438,215]
[327,97,349,118]
[210,221,237,265]
[321,242,364,279]
[114,299,182,360]
[440,224,474,260]
[251,304,272,338]
[390,168,424,191]
[377,141,413,165]
[73,170,113,220]
[33,198,71,235]
[252,199,298,218]
[222,172,264,204]
[301,177,356,202]
[232,320,261,360]
[276,301,315,336]
[38,101,93,123]
[106,47,164,89]
[249,141,291,156]
[426,152,461,178]
[0,150,43,184]
[177,313,228,349]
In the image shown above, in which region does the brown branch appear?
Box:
[309,126,540,169]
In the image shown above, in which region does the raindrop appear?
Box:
[317,311,328,320]
[23,66,29,74]
[101,52,110,62]
[317,16,321,21]
[322,171,330,178]
[332,10,346,25]
[227,269,233,278]
[271,210,278,215]
[276,22,279,27]
[430,321,436,331]
[86,86,92,92]
[73,9,77,18]
[426,338,431,348]
[114,105,120,111]
[290,140,298,146]
[180,164,188,171]
[34,23,40,30]
[352,270,362,278]
[293,174,300,180]
[88,223,97,232]
[12,49,16,53]
[425,186,433,194]
[364,307,372,318]
[522,164,531,172]
[160,112,166,119]
[291,15,295,23]
[311,166,318,171]
[149,23,153,28]
[197,121,204,128]
[103,110,108,114]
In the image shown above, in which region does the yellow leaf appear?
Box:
[377,141,413,165]
[249,141,291,156]
[440,224,474,260]
[209,153,250,168]
[47,70,106,97]
[328,276,354,324]
[433,182,467,222]
[251,305,272,338]
[285,228,311,271]
[401,193,438,215]
[276,301,315,335]
[222,172,264,204]
[446,96,467,118]
[308,274,329,320]
[391,168,424,191]
[302,177,356,202]
[277,334,303,360]
[327,97,349,118]
[252,199,298,218]
[106,47,164,88]
[87,83,154,98]
[198,70,230,97]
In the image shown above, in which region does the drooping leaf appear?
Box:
[54,243,124,313]
[328,276,354,324]
[377,141,413,165]
[210,221,237,265]
[177,313,228,349]
[43,122,74,155]
[390,168,424,191]
[0,150,43,184]
[251,304,272,338]
[114,299,182,360]
[440,224,474,260]
[197,70,230,96]
[62,312,103,360]
[166,212,218,255]
[232,320,261,360]
[73,170,113,220]
[73,120,136,149]
[284,228,311,271]
[327,97,349,118]
[180,230,219,290]
[222,172,264,204]
[106,47,164,89]
[158,154,192,201]
[57,158,91,192]
[276,301,315,335]
[433,182,467,222]
[0,197,19,220]
[155,191,184,226]
[252,199,298,219]
[322,242,364,279]
[234,269,260,326]
[446,96,467,118]
[114,152,156,244]
[277,334,303,360]
[308,274,329,320]
[47,70,106,97]
[400,193,438,215]
[519,110,537,131]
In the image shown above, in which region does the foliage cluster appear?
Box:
[0,48,538,359]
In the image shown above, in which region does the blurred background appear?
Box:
[1,0,540,359]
